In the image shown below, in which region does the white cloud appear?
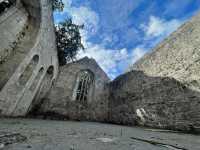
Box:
[61,0,99,36]
[124,46,147,73]
[142,16,182,38]
[70,7,99,35]
[127,16,182,72]
[125,47,147,72]
[58,0,131,79]
[62,0,72,8]
[77,42,129,79]
[77,39,147,78]
[131,47,146,64]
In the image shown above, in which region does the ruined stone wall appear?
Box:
[131,11,200,92]
[0,0,59,117]
[0,1,39,91]
[0,1,28,66]
[36,57,110,122]
[108,71,200,132]
[108,12,200,132]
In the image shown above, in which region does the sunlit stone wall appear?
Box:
[0,0,59,117]
[132,12,200,92]
[108,12,200,133]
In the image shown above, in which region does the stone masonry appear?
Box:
[33,57,110,122]
[0,0,200,134]
[109,11,200,132]
[132,12,200,92]
[108,70,200,132]
[0,0,58,117]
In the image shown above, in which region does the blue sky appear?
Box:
[54,0,200,79]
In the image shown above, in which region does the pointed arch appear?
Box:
[73,70,94,104]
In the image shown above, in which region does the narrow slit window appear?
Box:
[18,55,39,86]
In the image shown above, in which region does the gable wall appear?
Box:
[35,57,110,122]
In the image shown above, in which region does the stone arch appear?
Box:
[18,54,39,86]
[36,65,55,99]
[73,69,95,104]
[27,65,55,115]
[0,0,16,14]
[47,65,54,77]
[29,67,44,91]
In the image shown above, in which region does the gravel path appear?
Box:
[0,119,199,150]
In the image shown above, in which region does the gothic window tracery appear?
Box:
[74,70,94,104]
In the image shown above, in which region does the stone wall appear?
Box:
[108,11,200,133]
[34,57,110,122]
[108,71,200,132]
[0,2,28,66]
[0,0,199,134]
[0,3,39,90]
[0,0,59,117]
[131,11,200,92]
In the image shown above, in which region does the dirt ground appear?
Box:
[0,118,199,150]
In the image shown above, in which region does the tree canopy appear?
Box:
[55,19,84,65]
[53,0,84,66]
[53,0,64,11]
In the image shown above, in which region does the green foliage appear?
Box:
[53,0,64,11]
[53,0,84,65]
[55,19,84,65]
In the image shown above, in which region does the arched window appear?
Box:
[0,0,15,14]
[19,55,39,86]
[74,70,94,104]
